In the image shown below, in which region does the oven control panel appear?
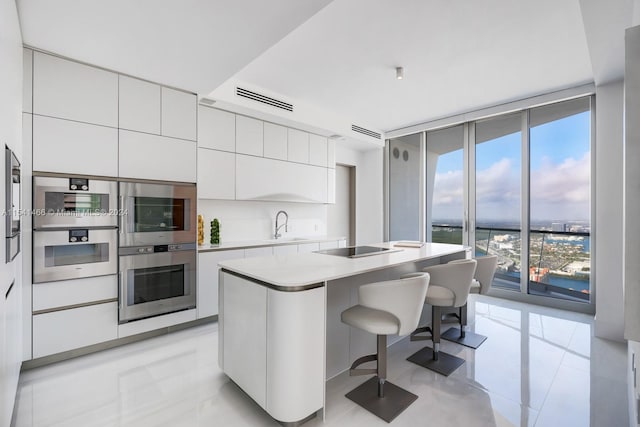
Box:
[119,242,196,256]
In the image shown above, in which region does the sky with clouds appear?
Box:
[432,112,590,223]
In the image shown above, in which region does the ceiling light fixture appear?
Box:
[396,67,404,80]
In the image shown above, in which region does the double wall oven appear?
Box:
[33,176,197,324]
[118,181,197,323]
[33,176,118,283]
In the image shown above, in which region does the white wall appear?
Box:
[594,80,625,341]
[335,144,383,245]
[197,200,328,243]
[0,0,23,425]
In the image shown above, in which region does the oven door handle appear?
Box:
[118,271,124,311]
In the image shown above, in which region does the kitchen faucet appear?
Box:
[274,210,289,239]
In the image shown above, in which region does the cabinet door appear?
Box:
[161,87,197,141]
[197,148,235,200]
[197,249,244,318]
[33,52,118,127]
[327,139,336,168]
[3,280,21,427]
[198,107,235,151]
[119,130,196,182]
[119,76,161,134]
[287,128,309,164]
[245,247,274,258]
[319,241,339,250]
[236,155,327,203]
[221,273,267,407]
[309,134,328,167]
[263,122,287,160]
[33,302,118,358]
[298,242,320,253]
[33,275,117,312]
[236,115,263,156]
[273,245,298,256]
[33,115,118,176]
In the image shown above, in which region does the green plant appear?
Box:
[210,218,220,245]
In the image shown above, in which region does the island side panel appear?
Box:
[266,286,325,423]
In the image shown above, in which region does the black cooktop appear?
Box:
[315,245,393,258]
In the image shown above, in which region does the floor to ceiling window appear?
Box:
[475,113,522,292]
[385,94,593,310]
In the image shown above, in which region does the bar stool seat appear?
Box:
[425,285,455,306]
[341,273,430,423]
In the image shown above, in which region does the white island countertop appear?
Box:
[218,242,468,289]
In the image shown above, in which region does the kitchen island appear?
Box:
[217,242,467,425]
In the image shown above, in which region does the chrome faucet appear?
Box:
[274,210,289,239]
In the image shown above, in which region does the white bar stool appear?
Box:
[441,255,498,348]
[341,273,430,423]
[406,259,477,376]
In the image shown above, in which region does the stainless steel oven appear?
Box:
[33,228,118,283]
[5,146,20,262]
[119,181,196,246]
[34,176,117,229]
[118,243,196,323]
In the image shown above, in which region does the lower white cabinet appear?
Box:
[119,130,196,182]
[273,245,298,256]
[33,302,118,358]
[33,115,118,176]
[197,249,244,318]
[197,148,235,200]
[298,242,321,253]
[319,241,339,250]
[244,247,274,258]
[2,280,21,427]
[236,155,327,203]
[33,275,117,312]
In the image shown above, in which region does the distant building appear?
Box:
[530,266,549,282]
[552,222,567,232]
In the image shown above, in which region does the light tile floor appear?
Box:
[11,295,628,427]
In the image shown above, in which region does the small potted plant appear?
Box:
[210,218,220,245]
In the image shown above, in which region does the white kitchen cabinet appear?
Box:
[33,52,118,127]
[236,155,328,203]
[338,239,347,248]
[236,115,263,156]
[118,309,196,338]
[33,275,117,312]
[119,130,196,182]
[221,273,267,408]
[23,48,32,113]
[287,128,309,164]
[273,245,298,256]
[198,107,235,152]
[197,148,235,200]
[161,87,197,141]
[309,134,328,167]
[33,302,118,358]
[327,168,336,204]
[245,247,274,258]
[327,139,336,168]
[298,242,320,253]
[197,249,244,318]
[263,122,287,160]
[318,241,339,250]
[33,115,118,176]
[118,76,161,134]
[2,280,21,427]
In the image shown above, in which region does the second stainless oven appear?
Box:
[33,228,118,283]
[119,181,196,246]
[119,243,196,323]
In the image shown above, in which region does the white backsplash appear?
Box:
[197,199,328,243]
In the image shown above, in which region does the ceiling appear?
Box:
[16,0,638,137]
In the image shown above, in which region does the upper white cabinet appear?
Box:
[33,52,118,127]
[161,87,197,141]
[327,168,336,204]
[119,130,196,182]
[198,148,235,200]
[236,115,263,156]
[263,122,287,160]
[288,128,309,164]
[236,155,327,203]
[327,139,336,168]
[198,106,235,152]
[33,115,118,176]
[309,134,328,167]
[118,76,161,134]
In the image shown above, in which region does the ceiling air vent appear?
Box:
[236,87,293,112]
[352,124,381,140]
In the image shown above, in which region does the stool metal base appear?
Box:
[345,376,418,423]
[441,327,487,349]
[407,346,465,376]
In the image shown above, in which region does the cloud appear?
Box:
[431,153,590,221]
